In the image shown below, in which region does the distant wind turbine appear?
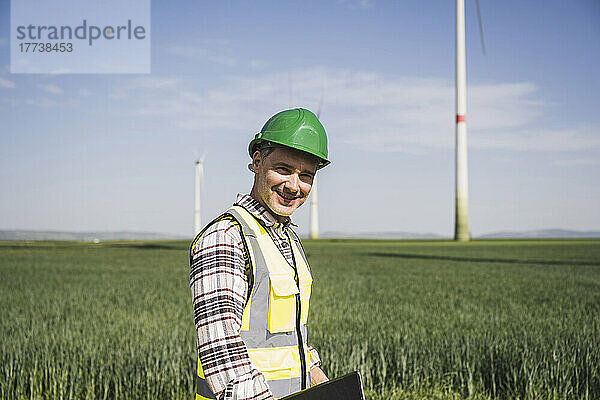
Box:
[309,176,319,239]
[194,156,205,236]
[454,0,485,241]
[309,96,324,240]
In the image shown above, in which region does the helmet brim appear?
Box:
[248,137,330,170]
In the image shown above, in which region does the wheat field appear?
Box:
[1,239,599,399]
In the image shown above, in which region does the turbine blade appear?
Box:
[475,0,486,54]
[316,94,324,119]
[288,72,293,108]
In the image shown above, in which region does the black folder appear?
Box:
[279,371,365,400]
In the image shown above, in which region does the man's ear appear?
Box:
[251,151,262,173]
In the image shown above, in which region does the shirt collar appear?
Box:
[234,193,296,228]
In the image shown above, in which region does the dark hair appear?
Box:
[248,141,280,172]
[250,140,320,170]
[255,141,280,160]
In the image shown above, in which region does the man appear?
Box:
[190,108,330,400]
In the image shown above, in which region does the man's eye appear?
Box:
[300,174,314,183]
[276,167,290,174]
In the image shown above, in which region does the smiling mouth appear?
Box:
[275,190,300,201]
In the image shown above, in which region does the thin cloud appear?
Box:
[338,0,372,9]
[1,98,19,106]
[166,44,237,66]
[0,77,16,88]
[208,55,237,66]
[38,84,63,95]
[357,0,372,9]
[554,158,600,167]
[25,98,59,108]
[250,59,266,70]
[130,76,183,90]
[2,96,80,108]
[471,126,600,151]
[109,76,183,99]
[114,66,599,153]
[168,46,207,58]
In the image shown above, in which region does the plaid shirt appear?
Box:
[190,194,322,400]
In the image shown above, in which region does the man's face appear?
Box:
[251,146,318,220]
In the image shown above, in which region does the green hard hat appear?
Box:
[249,108,330,169]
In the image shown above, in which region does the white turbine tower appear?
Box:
[309,176,319,239]
[194,157,205,237]
[454,0,485,241]
[309,97,324,240]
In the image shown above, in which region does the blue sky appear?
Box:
[1,0,599,237]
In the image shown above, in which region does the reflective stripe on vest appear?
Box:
[196,360,216,400]
[195,205,313,399]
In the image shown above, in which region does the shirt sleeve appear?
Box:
[307,345,322,370]
[190,219,274,400]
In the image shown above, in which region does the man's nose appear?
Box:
[284,174,300,193]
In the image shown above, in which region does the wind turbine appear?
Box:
[194,156,205,237]
[309,96,324,240]
[454,0,485,241]
[309,177,319,239]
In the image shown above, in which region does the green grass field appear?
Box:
[1,239,599,400]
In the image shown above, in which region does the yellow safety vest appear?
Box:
[192,206,313,399]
